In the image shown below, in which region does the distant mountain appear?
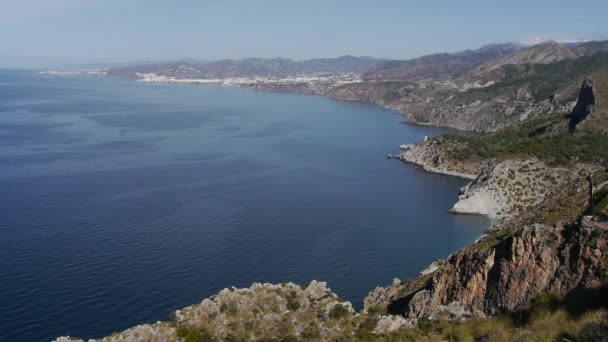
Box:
[106,56,386,79]
[361,43,522,81]
[471,41,579,76]
[362,40,608,82]
[571,39,608,56]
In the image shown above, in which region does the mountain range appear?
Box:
[106,55,385,79]
[105,39,608,82]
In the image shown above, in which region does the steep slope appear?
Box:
[365,214,607,317]
[362,43,520,81]
[472,41,578,76]
[367,77,608,321]
[329,50,608,132]
[573,39,608,57]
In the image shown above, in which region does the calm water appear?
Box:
[0,70,488,341]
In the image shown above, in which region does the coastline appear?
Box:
[119,74,497,222]
[133,76,498,221]
[48,71,608,342]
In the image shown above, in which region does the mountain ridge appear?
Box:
[106,55,386,79]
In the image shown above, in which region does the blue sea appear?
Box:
[0,70,488,341]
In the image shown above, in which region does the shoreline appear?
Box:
[48,73,519,342]
[130,75,495,219]
[124,74,497,257]
[121,74,495,223]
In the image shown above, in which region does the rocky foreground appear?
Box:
[54,281,414,341]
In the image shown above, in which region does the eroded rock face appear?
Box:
[569,78,597,130]
[365,217,608,318]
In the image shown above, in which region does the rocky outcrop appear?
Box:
[396,137,487,179]
[174,281,355,340]
[368,143,608,319]
[451,159,588,221]
[569,78,598,130]
[54,281,409,342]
[396,143,590,222]
[364,216,608,318]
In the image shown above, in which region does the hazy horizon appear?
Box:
[1,0,607,68]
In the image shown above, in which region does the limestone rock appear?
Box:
[373,315,416,334]
[569,78,597,130]
[367,217,608,318]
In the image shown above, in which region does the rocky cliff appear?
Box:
[364,216,607,318]
[367,76,608,326]
[570,78,599,130]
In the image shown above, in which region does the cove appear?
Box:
[0,70,488,341]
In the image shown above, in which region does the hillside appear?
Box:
[92,40,608,133]
[469,41,578,77]
[366,72,608,340]
[105,55,385,79]
[361,43,521,81]
[327,46,608,132]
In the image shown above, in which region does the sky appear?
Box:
[1,0,607,68]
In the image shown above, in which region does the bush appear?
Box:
[219,302,238,315]
[285,291,300,311]
[577,312,608,342]
[366,305,388,316]
[329,304,350,320]
[175,325,213,342]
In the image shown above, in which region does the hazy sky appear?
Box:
[2,0,607,67]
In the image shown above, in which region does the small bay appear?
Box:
[0,70,488,341]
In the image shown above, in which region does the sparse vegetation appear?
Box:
[373,284,608,341]
[175,325,213,342]
[219,302,238,316]
[445,115,608,166]
[463,52,608,102]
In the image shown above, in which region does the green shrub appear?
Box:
[366,305,388,316]
[285,291,300,311]
[355,317,379,341]
[175,326,213,342]
[416,317,438,334]
[446,117,608,167]
[220,302,238,315]
[329,304,350,320]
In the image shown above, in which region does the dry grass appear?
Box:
[379,309,607,342]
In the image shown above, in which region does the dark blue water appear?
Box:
[0,70,488,341]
